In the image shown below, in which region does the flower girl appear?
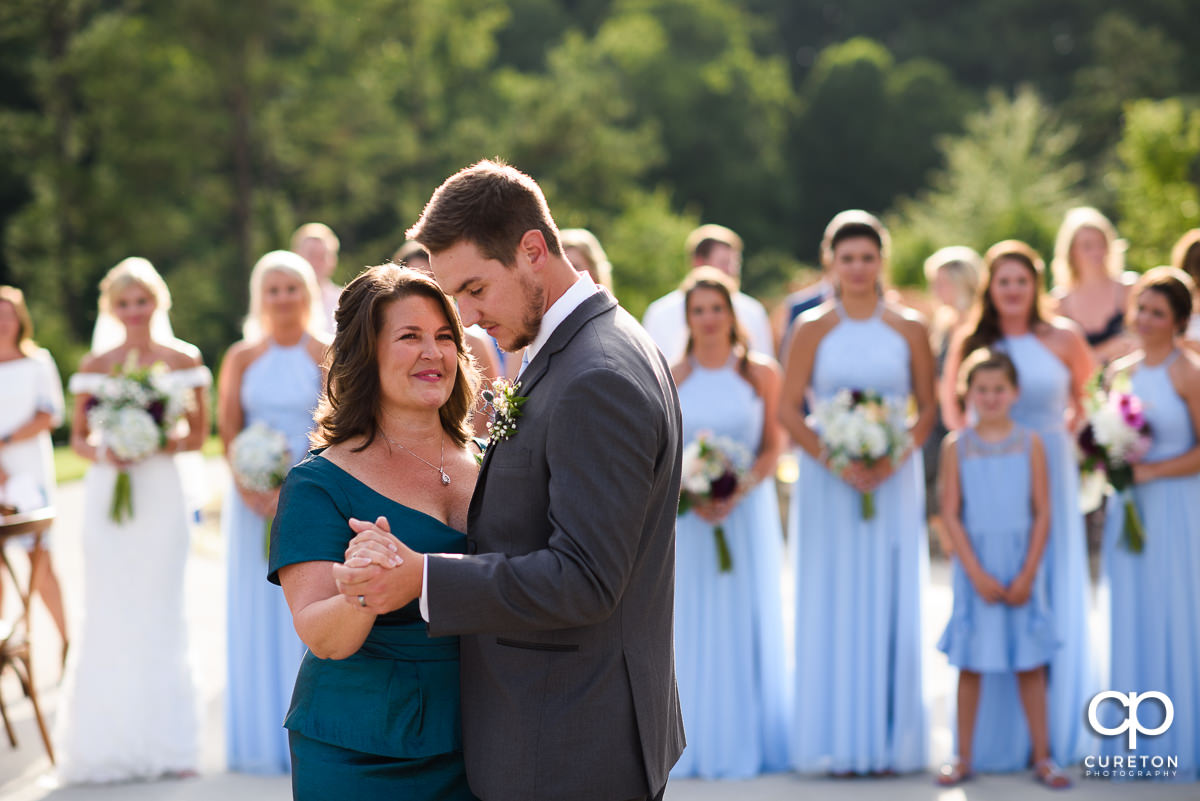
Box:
[936,349,1068,789]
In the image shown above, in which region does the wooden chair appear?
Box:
[0,507,56,764]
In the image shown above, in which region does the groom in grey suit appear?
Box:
[334,160,684,801]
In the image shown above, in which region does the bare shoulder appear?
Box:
[746,350,782,378]
[670,359,692,387]
[1045,314,1087,342]
[159,340,204,370]
[1107,350,1143,379]
[745,352,781,395]
[881,303,929,339]
[305,333,331,365]
[77,349,114,374]
[1174,348,1200,392]
[794,300,839,340]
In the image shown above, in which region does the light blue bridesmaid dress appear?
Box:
[672,356,790,779]
[787,301,929,774]
[938,425,1057,673]
[224,337,323,774]
[1100,351,1200,781]
[970,333,1096,770]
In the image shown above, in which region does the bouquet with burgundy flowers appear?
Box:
[1077,375,1153,552]
[85,352,192,522]
[679,432,752,573]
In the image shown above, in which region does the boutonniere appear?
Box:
[481,379,528,442]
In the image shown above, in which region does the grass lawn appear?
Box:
[53,435,224,484]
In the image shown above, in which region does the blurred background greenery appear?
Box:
[2,0,1197,385]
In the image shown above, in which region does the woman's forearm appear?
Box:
[293,594,376,660]
[3,411,54,444]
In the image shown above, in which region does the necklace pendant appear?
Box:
[440,471,451,486]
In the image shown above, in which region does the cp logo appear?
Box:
[1088,691,1174,749]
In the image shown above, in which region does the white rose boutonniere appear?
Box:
[481,378,529,443]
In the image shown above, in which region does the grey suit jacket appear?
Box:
[426,291,685,801]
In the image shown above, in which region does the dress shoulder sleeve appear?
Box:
[267,456,352,585]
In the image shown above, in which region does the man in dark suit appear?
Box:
[333,160,684,801]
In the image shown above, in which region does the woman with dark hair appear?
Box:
[942,241,1096,775]
[1100,267,1200,782]
[779,210,936,775]
[669,267,788,779]
[269,263,480,800]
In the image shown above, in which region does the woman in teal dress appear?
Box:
[268,264,481,801]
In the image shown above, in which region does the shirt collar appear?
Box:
[524,273,599,367]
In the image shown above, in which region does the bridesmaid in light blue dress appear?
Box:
[779,211,937,774]
[942,240,1097,772]
[1100,268,1200,782]
[218,251,330,774]
[670,268,789,779]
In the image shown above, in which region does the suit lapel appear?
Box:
[467,291,617,528]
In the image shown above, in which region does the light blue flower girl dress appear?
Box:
[672,356,789,779]
[224,336,323,773]
[787,301,929,774]
[971,334,1096,770]
[1101,351,1200,781]
[938,425,1057,674]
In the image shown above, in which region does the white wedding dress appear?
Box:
[54,367,210,784]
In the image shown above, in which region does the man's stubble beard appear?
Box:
[503,271,545,352]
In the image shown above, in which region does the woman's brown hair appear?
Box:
[312,264,479,450]
[959,240,1048,362]
[1129,266,1196,335]
[957,348,1020,401]
[681,267,751,379]
[0,285,37,356]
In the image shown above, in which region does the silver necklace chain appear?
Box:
[382,428,450,486]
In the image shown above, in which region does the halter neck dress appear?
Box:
[787,300,929,774]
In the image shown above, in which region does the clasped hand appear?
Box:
[969,568,1034,607]
[838,459,894,493]
[330,516,424,615]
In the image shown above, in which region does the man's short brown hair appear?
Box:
[406,159,562,267]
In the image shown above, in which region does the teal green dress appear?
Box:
[268,450,477,801]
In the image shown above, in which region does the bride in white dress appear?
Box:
[55,257,210,783]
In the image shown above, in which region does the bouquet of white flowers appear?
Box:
[1077,375,1153,552]
[814,388,911,520]
[229,421,293,557]
[85,353,193,522]
[679,432,753,573]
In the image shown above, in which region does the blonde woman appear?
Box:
[1170,229,1200,349]
[57,258,210,783]
[216,250,330,774]
[1051,207,1136,363]
[0,287,67,663]
[561,228,614,292]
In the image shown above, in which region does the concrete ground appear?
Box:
[0,463,1194,800]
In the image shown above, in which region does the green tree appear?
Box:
[789,37,971,262]
[1114,98,1200,270]
[887,86,1085,285]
